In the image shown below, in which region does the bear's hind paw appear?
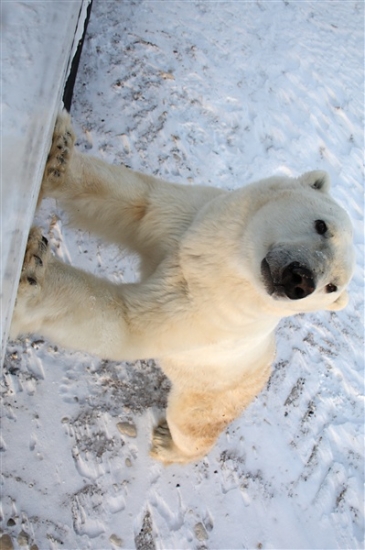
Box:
[150,420,201,465]
[151,420,172,452]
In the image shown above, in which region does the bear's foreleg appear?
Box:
[10,227,133,358]
[40,112,157,250]
[11,228,194,362]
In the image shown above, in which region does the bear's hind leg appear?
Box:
[150,388,235,464]
[150,366,271,465]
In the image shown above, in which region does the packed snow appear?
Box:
[1,1,364,549]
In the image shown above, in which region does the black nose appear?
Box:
[281,262,315,300]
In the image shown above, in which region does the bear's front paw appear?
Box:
[19,227,50,296]
[41,111,75,195]
[10,227,51,338]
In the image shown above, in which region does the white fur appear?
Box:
[11,112,355,463]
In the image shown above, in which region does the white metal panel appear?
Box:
[1,1,87,365]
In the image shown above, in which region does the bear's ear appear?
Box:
[326,290,349,311]
[298,170,331,193]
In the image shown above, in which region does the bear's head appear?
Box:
[242,171,355,314]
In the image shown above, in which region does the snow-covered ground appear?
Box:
[2,1,364,549]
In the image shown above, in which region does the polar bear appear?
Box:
[11,112,355,464]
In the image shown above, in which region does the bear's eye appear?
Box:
[326,283,337,293]
[314,219,328,235]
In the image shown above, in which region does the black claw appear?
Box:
[39,236,48,253]
[155,422,170,436]
[34,255,43,266]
